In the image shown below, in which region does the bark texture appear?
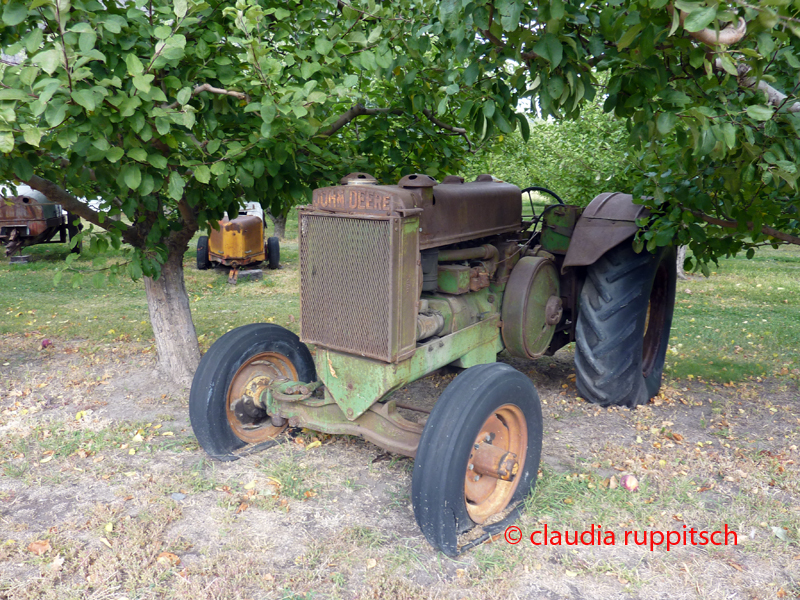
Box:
[676,245,688,280]
[144,247,201,387]
[266,210,287,239]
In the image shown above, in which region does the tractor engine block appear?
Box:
[299,173,522,363]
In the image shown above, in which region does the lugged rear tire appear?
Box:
[575,242,676,407]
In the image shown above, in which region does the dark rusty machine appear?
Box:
[0,189,82,257]
[189,172,676,555]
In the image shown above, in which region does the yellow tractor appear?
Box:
[196,202,280,283]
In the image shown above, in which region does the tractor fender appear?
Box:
[561,192,649,272]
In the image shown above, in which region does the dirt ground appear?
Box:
[0,333,798,599]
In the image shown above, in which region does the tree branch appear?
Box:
[715,59,800,113]
[22,175,130,236]
[316,103,404,137]
[421,108,472,151]
[669,6,747,46]
[692,211,800,245]
[164,83,250,110]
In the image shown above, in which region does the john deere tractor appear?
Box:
[189,172,676,555]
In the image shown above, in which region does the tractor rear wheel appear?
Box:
[196,235,211,270]
[575,242,676,407]
[189,324,316,460]
[412,363,543,556]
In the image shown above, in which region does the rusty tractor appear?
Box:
[0,188,82,258]
[189,172,676,555]
[197,202,280,283]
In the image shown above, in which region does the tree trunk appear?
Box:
[265,210,287,239]
[144,246,201,387]
[676,245,688,280]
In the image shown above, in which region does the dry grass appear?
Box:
[0,333,798,599]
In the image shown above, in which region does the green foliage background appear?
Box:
[464,101,634,206]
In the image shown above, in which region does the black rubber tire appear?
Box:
[189,323,316,461]
[267,236,280,270]
[412,363,543,556]
[196,235,210,270]
[575,242,677,408]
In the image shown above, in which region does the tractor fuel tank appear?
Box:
[310,173,521,250]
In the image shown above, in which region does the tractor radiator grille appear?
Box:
[300,213,394,361]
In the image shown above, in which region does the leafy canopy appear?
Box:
[435,0,800,271]
[0,0,519,281]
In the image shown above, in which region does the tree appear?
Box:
[431,1,800,271]
[0,0,507,384]
[464,98,634,205]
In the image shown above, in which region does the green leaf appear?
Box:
[0,132,14,153]
[128,147,147,162]
[617,23,643,50]
[148,154,168,169]
[683,6,717,32]
[123,164,142,190]
[194,164,210,184]
[746,105,774,121]
[656,112,677,135]
[24,28,43,54]
[79,30,96,53]
[44,101,67,127]
[32,49,61,75]
[132,74,154,93]
[0,89,29,101]
[2,0,28,26]
[154,25,172,40]
[22,127,42,147]
[168,171,185,200]
[533,33,563,66]
[315,37,334,56]
[107,147,124,162]
[126,54,144,76]
[176,87,192,105]
[174,0,188,19]
[718,54,738,76]
[497,0,523,32]
[464,62,480,86]
[71,89,96,111]
[482,99,495,118]
[517,114,530,142]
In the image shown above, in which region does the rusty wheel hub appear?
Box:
[226,352,295,443]
[464,404,528,523]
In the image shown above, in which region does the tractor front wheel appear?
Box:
[412,363,543,556]
[189,324,316,460]
[575,242,676,407]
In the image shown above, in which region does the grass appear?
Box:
[0,210,302,352]
[666,244,800,383]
